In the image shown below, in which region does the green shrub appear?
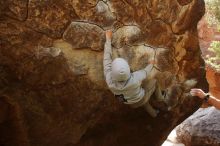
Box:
[209,41,220,58]
[206,41,220,71]
[205,0,220,29]
[205,0,220,22]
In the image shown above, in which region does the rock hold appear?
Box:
[70,0,116,28]
[155,48,179,73]
[112,26,142,48]
[63,22,105,51]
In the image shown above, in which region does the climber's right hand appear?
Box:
[148,59,156,65]
[106,30,112,40]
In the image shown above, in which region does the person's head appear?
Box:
[111,58,130,82]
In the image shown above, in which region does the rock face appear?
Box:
[197,16,220,100]
[206,66,220,99]
[0,0,207,146]
[63,22,105,51]
[176,107,220,146]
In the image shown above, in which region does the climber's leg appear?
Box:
[154,82,165,101]
[143,102,159,117]
[129,94,150,109]
[142,79,156,98]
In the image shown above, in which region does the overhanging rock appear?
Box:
[0,0,208,146]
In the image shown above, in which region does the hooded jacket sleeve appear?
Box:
[103,38,113,87]
[133,64,153,82]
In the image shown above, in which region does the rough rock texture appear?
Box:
[206,67,220,99]
[63,22,105,51]
[197,16,220,100]
[0,0,208,146]
[176,107,220,146]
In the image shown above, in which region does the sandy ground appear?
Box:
[161,128,185,146]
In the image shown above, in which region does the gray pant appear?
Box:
[130,79,156,108]
[130,79,163,117]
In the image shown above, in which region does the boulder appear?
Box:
[63,22,105,51]
[176,107,220,146]
[0,0,208,146]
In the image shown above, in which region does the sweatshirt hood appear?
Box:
[111,58,130,82]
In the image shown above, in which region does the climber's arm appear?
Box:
[103,30,113,86]
[143,64,154,76]
[190,88,220,110]
[133,61,155,82]
[208,95,220,110]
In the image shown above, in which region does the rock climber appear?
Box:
[190,88,220,110]
[103,30,165,117]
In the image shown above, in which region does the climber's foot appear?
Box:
[144,102,159,118]
[167,106,171,111]
[149,109,159,118]
[155,88,166,102]
[157,90,167,101]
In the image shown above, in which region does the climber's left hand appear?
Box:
[190,88,206,99]
[106,30,112,40]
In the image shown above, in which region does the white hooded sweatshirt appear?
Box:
[103,38,153,104]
